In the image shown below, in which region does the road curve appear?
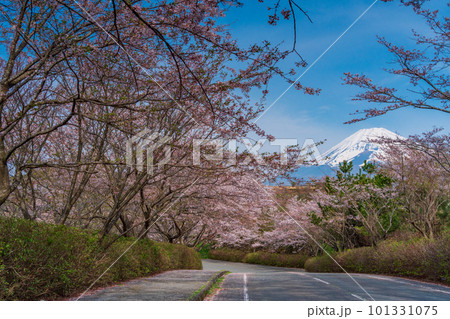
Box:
[202,259,450,301]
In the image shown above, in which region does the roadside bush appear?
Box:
[304,234,450,283]
[196,244,212,259]
[0,217,202,300]
[209,248,247,262]
[208,248,308,268]
[243,252,308,268]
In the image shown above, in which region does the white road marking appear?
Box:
[313,277,330,285]
[365,275,450,295]
[243,273,249,301]
[351,294,366,301]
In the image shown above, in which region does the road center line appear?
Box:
[313,277,330,285]
[243,273,249,301]
[351,294,366,301]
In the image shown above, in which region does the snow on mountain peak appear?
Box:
[320,128,403,167]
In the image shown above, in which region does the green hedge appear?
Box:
[305,234,450,283]
[0,217,202,300]
[243,251,308,268]
[208,248,308,268]
[209,248,247,262]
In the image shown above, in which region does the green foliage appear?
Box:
[0,217,202,300]
[304,234,450,283]
[336,160,354,180]
[209,248,247,262]
[437,200,450,229]
[206,275,226,296]
[243,252,308,268]
[196,243,212,259]
[209,248,308,268]
[314,160,403,249]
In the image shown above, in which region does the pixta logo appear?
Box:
[126,129,171,174]
[126,130,322,174]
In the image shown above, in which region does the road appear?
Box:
[77,270,218,301]
[202,259,450,301]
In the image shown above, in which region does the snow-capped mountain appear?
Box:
[319,127,403,167]
[283,128,403,183]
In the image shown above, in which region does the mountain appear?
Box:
[319,127,403,167]
[284,128,403,183]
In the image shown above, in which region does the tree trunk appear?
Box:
[0,136,10,206]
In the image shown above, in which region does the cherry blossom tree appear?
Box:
[377,134,450,238]
[343,0,449,123]
[0,0,318,246]
[0,0,316,209]
[303,161,400,250]
[251,195,310,253]
[396,128,449,174]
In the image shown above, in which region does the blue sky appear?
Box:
[223,0,449,152]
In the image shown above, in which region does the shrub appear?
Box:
[196,244,212,259]
[304,254,340,273]
[304,234,450,283]
[243,252,309,268]
[0,217,202,300]
[208,248,308,268]
[209,248,247,262]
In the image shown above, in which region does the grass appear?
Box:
[187,270,229,301]
[204,275,226,300]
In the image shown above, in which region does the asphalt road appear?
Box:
[76,270,218,301]
[202,259,450,301]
